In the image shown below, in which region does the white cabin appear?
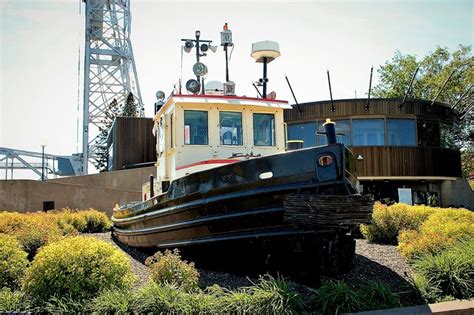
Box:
[144,94,291,197]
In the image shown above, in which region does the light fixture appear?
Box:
[186,79,201,94]
[193,62,208,77]
[195,30,200,38]
[155,90,165,101]
[200,43,209,52]
[209,45,218,53]
[356,154,364,160]
[184,40,194,53]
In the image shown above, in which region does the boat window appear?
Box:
[219,111,243,146]
[158,117,165,155]
[317,120,351,146]
[184,110,208,145]
[253,113,275,146]
[287,122,316,148]
[170,113,174,148]
[352,119,385,146]
[387,119,416,146]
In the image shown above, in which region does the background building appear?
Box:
[285,98,472,208]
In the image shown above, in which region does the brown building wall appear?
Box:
[1,166,156,216]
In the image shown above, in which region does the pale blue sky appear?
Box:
[0,0,472,174]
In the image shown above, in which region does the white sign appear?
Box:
[398,188,413,205]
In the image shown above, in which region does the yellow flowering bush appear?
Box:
[145,249,200,292]
[0,212,62,258]
[398,209,474,260]
[0,234,28,289]
[22,236,134,301]
[360,202,437,244]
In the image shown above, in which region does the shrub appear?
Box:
[0,288,27,312]
[0,234,28,289]
[221,275,303,314]
[358,281,401,311]
[310,281,361,314]
[360,203,437,244]
[412,238,474,303]
[49,208,111,233]
[398,209,474,260]
[0,212,62,258]
[90,288,134,314]
[22,236,134,302]
[145,249,199,292]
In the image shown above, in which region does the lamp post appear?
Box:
[41,144,46,181]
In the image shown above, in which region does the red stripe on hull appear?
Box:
[176,159,240,171]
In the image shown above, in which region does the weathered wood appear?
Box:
[283,194,373,229]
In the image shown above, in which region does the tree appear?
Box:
[372,45,473,176]
[122,92,138,117]
[93,98,120,171]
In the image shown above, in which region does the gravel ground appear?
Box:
[87,232,412,292]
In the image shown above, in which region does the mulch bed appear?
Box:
[86,232,413,292]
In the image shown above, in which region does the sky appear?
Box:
[0,0,473,177]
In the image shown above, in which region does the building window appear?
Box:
[387,119,416,146]
[317,120,351,146]
[352,119,385,146]
[253,113,275,146]
[288,122,316,148]
[184,110,208,145]
[220,111,243,146]
[417,119,440,147]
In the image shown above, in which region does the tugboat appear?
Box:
[112,25,373,278]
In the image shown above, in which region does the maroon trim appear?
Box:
[176,159,240,171]
[171,94,288,104]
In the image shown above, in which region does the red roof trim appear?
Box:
[171,94,288,104]
[176,159,240,171]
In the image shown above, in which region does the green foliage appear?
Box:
[0,288,27,312]
[310,281,361,314]
[412,238,474,303]
[22,236,134,302]
[51,208,112,233]
[90,288,134,314]
[372,45,473,150]
[0,234,28,289]
[145,249,200,292]
[360,202,436,244]
[358,281,401,311]
[398,208,474,260]
[310,281,401,314]
[122,92,138,117]
[43,295,86,314]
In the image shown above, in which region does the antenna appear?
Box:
[452,85,472,110]
[221,23,233,82]
[365,66,373,111]
[327,70,335,112]
[284,75,303,114]
[430,70,456,107]
[252,83,263,98]
[251,41,281,98]
[399,67,419,110]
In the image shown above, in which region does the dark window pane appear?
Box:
[220,112,243,146]
[184,110,208,145]
[254,113,275,146]
[417,120,440,147]
[288,122,316,148]
[352,119,384,146]
[387,119,416,146]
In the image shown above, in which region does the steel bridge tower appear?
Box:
[82,0,144,174]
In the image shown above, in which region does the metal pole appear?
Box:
[430,70,455,106]
[366,66,373,111]
[10,158,13,179]
[327,70,335,112]
[82,3,91,175]
[5,157,8,180]
[400,67,419,109]
[263,57,268,98]
[452,85,472,110]
[224,45,229,82]
[285,75,303,114]
[41,145,45,181]
[252,83,263,98]
[149,175,154,198]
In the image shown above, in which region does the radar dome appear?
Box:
[205,81,224,95]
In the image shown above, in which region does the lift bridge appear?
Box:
[0,147,82,180]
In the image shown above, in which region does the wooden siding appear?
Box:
[110,117,156,171]
[284,98,459,123]
[350,146,462,178]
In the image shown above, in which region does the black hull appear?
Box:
[112,144,373,277]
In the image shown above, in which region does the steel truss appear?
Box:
[82,0,144,174]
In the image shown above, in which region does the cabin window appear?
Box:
[219,111,243,146]
[158,118,165,155]
[253,113,275,146]
[387,119,416,146]
[184,110,208,145]
[288,122,316,148]
[170,113,174,148]
[352,119,385,146]
[317,120,351,146]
